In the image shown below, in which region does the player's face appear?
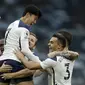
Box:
[48,37,60,52]
[26,13,39,25]
[0,40,4,56]
[29,35,37,50]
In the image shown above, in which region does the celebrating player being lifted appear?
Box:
[8,31,79,85]
[0,4,42,85]
[0,32,38,85]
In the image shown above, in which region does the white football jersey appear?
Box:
[0,20,40,62]
[40,56,75,85]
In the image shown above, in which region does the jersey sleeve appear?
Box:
[20,28,40,62]
[40,58,56,69]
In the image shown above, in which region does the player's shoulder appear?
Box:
[45,57,57,62]
[48,55,62,61]
[8,20,31,31]
[8,20,20,29]
[49,57,57,61]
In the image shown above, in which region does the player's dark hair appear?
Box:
[58,31,72,46]
[22,4,42,18]
[52,33,66,48]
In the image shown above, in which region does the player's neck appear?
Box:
[20,17,30,25]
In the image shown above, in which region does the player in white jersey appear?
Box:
[0,5,42,85]
[46,31,79,85]
[0,33,38,85]
[11,32,79,85]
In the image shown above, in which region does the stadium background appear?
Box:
[0,0,85,85]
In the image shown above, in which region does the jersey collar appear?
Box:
[18,20,32,31]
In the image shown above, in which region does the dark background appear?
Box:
[0,0,85,85]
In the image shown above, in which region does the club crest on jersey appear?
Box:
[26,32,28,36]
[24,32,28,39]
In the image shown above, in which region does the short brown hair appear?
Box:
[30,32,37,39]
[30,32,38,45]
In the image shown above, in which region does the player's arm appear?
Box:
[14,50,42,70]
[20,28,40,62]
[33,70,43,77]
[48,51,79,60]
[20,58,55,70]
[65,51,79,60]
[1,68,35,79]
[14,50,56,70]
[18,59,41,70]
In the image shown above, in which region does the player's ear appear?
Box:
[57,44,61,50]
[58,43,63,50]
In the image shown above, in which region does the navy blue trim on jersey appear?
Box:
[19,37,21,51]
[18,20,32,31]
[33,52,39,56]
[52,68,56,85]
[52,68,58,85]
[50,57,57,61]
[43,57,57,61]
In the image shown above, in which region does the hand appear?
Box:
[14,50,25,60]
[33,70,43,77]
[0,62,12,72]
[0,73,13,79]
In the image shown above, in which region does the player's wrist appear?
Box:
[9,74,14,78]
